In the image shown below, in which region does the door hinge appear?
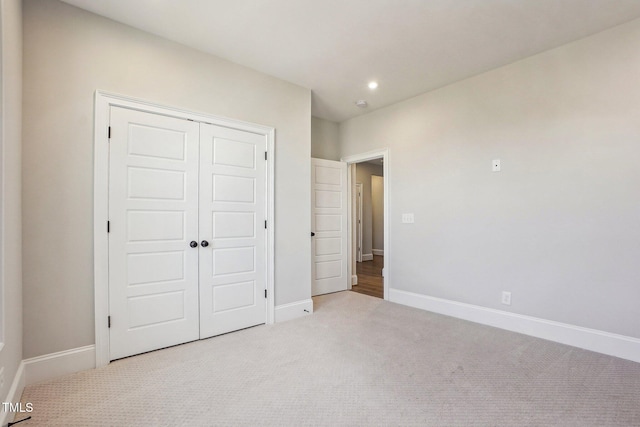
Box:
[264,289,267,299]
[108,316,111,328]
[108,126,111,139]
[265,220,267,229]
[107,221,110,233]
[265,151,267,160]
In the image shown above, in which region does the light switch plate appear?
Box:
[492,159,501,172]
[402,213,414,223]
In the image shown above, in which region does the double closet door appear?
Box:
[108,107,267,360]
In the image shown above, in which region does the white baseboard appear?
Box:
[352,275,358,285]
[362,254,373,261]
[389,288,640,364]
[0,361,25,426]
[274,299,313,323]
[23,345,96,386]
[372,249,384,256]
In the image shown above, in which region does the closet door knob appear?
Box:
[190,241,198,248]
[201,240,209,247]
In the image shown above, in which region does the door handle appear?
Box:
[311,232,315,237]
[189,241,198,248]
[201,240,209,247]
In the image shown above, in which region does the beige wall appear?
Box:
[0,0,23,409]
[340,18,640,338]
[371,175,384,252]
[22,0,311,358]
[355,162,383,258]
[311,116,340,161]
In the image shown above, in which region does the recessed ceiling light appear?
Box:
[355,100,368,108]
[368,81,378,89]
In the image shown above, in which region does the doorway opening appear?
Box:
[342,149,389,300]
[351,160,384,299]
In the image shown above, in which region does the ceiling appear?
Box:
[61,0,640,123]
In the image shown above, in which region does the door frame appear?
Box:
[342,149,389,300]
[93,91,275,367]
[355,183,363,264]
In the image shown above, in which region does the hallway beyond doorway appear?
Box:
[351,255,383,299]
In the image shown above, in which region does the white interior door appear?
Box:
[108,107,200,360]
[198,123,267,338]
[311,158,348,296]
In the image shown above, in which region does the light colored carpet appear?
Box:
[17,291,640,426]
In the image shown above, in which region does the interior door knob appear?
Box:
[190,241,198,248]
[201,240,209,247]
[311,232,315,237]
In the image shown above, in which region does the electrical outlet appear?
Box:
[501,291,511,306]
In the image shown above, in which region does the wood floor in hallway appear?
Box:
[351,255,383,299]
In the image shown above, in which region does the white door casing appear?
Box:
[199,123,267,338]
[311,158,348,296]
[356,183,363,264]
[108,107,200,360]
[342,149,390,300]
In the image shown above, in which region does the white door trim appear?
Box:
[93,91,275,367]
[342,149,389,300]
[355,183,363,264]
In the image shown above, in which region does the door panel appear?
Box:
[311,158,348,295]
[199,123,267,339]
[127,167,185,200]
[108,107,200,360]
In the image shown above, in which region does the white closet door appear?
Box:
[108,107,200,360]
[311,158,348,295]
[199,123,267,339]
